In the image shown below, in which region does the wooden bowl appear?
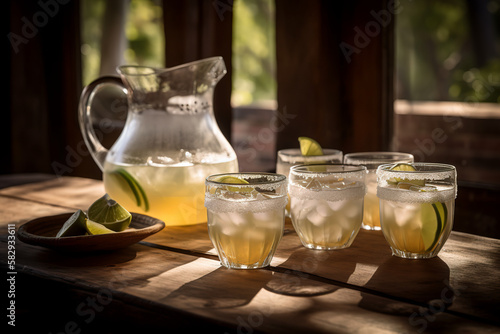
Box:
[17,212,165,253]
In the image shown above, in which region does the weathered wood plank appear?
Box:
[1,177,500,329]
[0,176,105,210]
[2,237,498,333]
[0,197,71,234]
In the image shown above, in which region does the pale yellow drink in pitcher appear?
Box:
[104,159,238,226]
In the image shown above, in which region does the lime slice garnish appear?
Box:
[215,176,252,192]
[56,210,87,237]
[412,185,448,252]
[298,137,323,156]
[390,163,417,171]
[420,202,448,251]
[85,219,116,235]
[87,194,132,232]
[389,163,425,186]
[215,176,250,184]
[109,168,149,212]
[420,203,441,251]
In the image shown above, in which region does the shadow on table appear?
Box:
[26,245,138,267]
[265,247,357,297]
[359,256,453,316]
[162,267,275,309]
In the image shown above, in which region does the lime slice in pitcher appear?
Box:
[108,168,150,212]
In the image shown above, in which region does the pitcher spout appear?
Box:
[117,56,226,94]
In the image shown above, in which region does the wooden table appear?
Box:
[1,176,499,333]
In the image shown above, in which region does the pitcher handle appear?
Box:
[78,76,126,171]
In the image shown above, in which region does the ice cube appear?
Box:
[316,202,333,217]
[390,202,419,227]
[227,211,248,226]
[307,208,327,226]
[327,199,347,211]
[253,210,274,222]
[253,192,268,201]
[222,190,249,201]
[409,185,438,192]
[324,181,347,189]
[343,199,363,218]
[305,178,323,191]
[213,213,239,235]
[290,198,305,212]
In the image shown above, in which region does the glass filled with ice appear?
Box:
[344,152,414,230]
[376,163,457,259]
[276,148,342,216]
[288,164,366,250]
[205,173,287,269]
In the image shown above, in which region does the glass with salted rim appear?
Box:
[276,148,343,217]
[376,163,457,259]
[288,164,366,250]
[344,152,414,230]
[205,173,287,269]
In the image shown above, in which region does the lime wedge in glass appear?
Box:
[298,137,323,156]
[56,209,87,237]
[216,176,249,184]
[410,185,448,252]
[215,175,252,192]
[87,194,132,232]
[390,163,417,171]
[85,219,116,235]
[108,168,149,212]
[389,163,425,186]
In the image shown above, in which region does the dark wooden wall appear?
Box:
[275,0,394,154]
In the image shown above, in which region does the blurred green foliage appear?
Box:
[81,0,276,107]
[396,0,500,103]
[80,0,164,86]
[232,0,276,107]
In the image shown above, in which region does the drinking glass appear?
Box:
[205,173,287,269]
[344,152,414,230]
[276,148,343,216]
[376,163,457,259]
[288,164,366,250]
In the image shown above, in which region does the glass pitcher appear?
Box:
[79,57,239,226]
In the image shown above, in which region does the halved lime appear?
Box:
[56,210,87,237]
[85,219,116,235]
[298,137,323,156]
[108,168,149,212]
[87,194,132,232]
